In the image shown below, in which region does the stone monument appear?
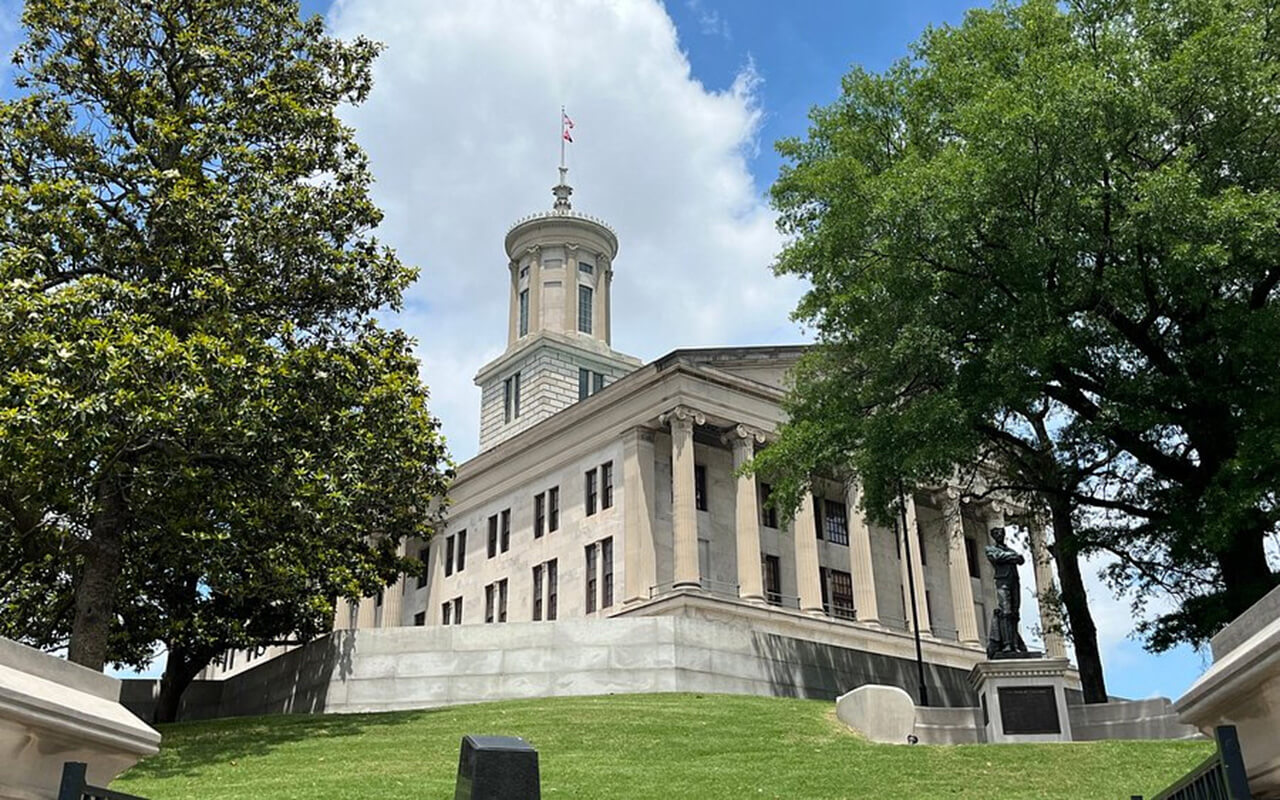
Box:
[969,527,1072,742]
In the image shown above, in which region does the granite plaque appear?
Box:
[997,686,1060,735]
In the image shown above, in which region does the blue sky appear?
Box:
[1,0,1211,701]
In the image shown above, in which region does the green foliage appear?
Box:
[112,694,1212,800]
[0,0,451,677]
[756,0,1280,648]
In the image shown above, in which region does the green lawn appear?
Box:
[114,693,1210,800]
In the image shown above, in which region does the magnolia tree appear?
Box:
[0,0,452,721]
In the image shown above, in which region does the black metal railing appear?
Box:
[1133,725,1252,800]
[58,762,148,800]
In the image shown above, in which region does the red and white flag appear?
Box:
[562,111,575,142]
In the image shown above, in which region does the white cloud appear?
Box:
[328,0,801,462]
[686,0,732,40]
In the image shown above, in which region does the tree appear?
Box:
[0,0,451,718]
[757,0,1280,660]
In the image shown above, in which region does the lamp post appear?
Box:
[898,480,929,707]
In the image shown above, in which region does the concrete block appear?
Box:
[836,684,917,744]
[673,646,714,673]
[396,649,503,678]
[450,675,508,704]
[609,644,674,670]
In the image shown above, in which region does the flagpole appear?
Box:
[560,105,566,170]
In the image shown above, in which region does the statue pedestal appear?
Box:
[970,657,1073,743]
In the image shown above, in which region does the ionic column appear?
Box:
[794,492,825,615]
[381,544,406,628]
[942,489,980,645]
[660,406,704,589]
[844,481,879,624]
[899,493,932,635]
[1029,515,1067,658]
[622,427,658,602]
[356,595,377,629]
[725,425,766,603]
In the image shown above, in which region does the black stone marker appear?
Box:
[454,734,541,800]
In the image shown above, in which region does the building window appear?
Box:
[534,492,546,538]
[518,289,529,337]
[549,487,559,531]
[763,555,781,606]
[586,544,598,614]
[593,372,605,393]
[533,564,543,621]
[442,596,462,625]
[823,500,849,546]
[498,578,508,622]
[579,261,593,274]
[456,529,466,573]
[413,611,426,626]
[760,483,778,529]
[579,367,590,400]
[965,536,980,578]
[828,569,855,620]
[504,372,521,423]
[500,508,510,552]
[484,579,508,624]
[585,469,598,516]
[601,538,613,608]
[488,514,498,558]
[519,265,529,279]
[445,534,455,577]
[601,461,613,509]
[578,285,593,333]
[695,464,707,511]
[417,548,429,588]
[485,583,496,623]
[547,559,558,621]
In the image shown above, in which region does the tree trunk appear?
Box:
[1217,521,1277,623]
[67,475,128,670]
[1047,497,1108,703]
[153,642,217,724]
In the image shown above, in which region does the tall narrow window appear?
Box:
[694,464,708,511]
[601,537,614,609]
[487,514,498,558]
[585,544,598,613]
[456,530,467,572]
[585,469,598,516]
[824,500,849,546]
[534,492,546,538]
[442,601,451,625]
[578,285,593,333]
[498,579,508,623]
[503,377,512,423]
[414,611,426,626]
[445,535,455,577]
[547,559,558,620]
[513,372,521,419]
[763,555,781,606]
[518,289,529,337]
[579,367,590,400]
[454,596,463,624]
[593,371,605,393]
[500,508,511,552]
[601,461,614,509]
[831,570,855,620]
[532,564,544,621]
[549,487,560,531]
[760,483,778,529]
[485,584,495,623]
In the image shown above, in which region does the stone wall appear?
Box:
[121,614,978,722]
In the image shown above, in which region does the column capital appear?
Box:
[659,405,705,431]
[721,423,767,453]
[524,244,541,258]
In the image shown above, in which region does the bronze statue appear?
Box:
[986,527,1029,658]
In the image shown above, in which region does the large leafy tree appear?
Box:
[0,0,451,719]
[757,0,1280,667]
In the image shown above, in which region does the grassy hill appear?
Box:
[113,693,1210,799]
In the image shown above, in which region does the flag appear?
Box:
[562,111,575,143]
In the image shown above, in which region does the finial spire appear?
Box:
[555,107,575,212]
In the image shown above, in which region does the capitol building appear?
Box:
[181,166,1074,718]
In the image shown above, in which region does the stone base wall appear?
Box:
[909,697,1200,745]
[121,615,978,722]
